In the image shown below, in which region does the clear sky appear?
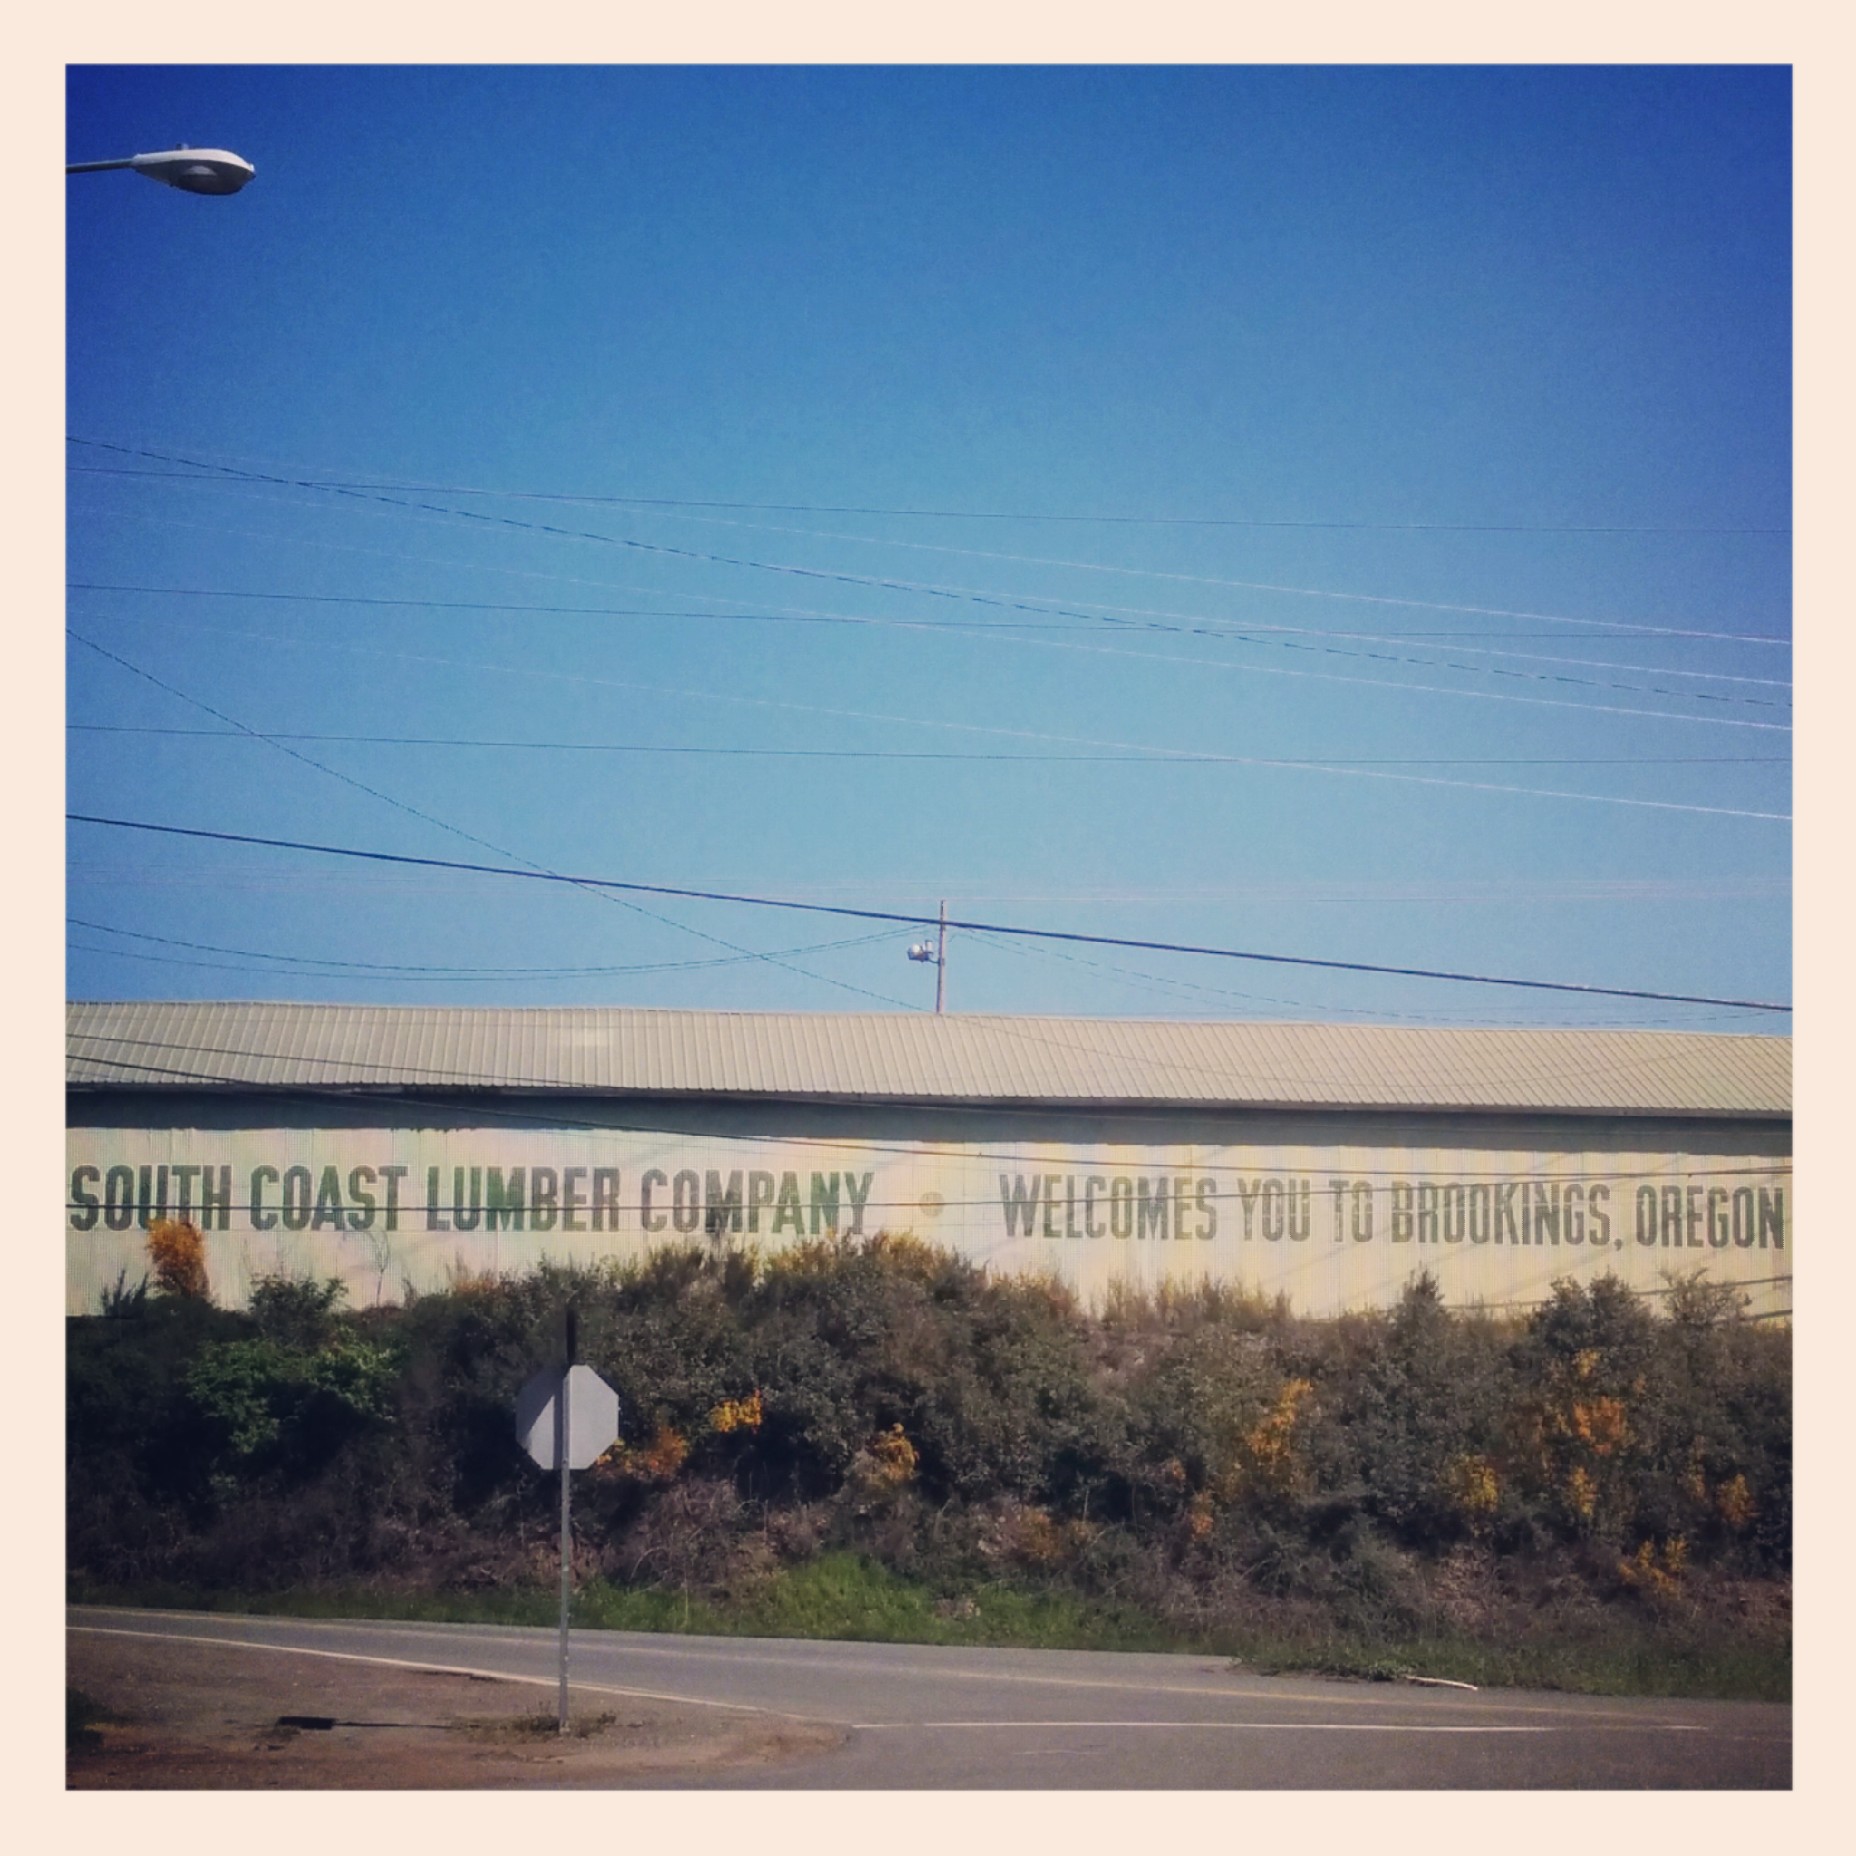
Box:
[64,63,1792,1031]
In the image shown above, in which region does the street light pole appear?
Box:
[908,900,949,1013]
[67,147,255,195]
[935,898,947,1015]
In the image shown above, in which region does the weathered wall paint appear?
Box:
[65,1119,1792,1317]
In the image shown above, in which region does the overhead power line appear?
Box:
[65,724,1790,768]
[66,915,900,980]
[64,580,1787,648]
[67,440,1792,648]
[66,452,1791,535]
[67,578,1793,697]
[66,630,917,1011]
[65,812,1794,1014]
[68,620,1792,817]
[959,922,1774,1031]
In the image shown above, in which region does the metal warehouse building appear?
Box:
[66,1001,1793,1319]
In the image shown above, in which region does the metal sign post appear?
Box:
[515,1306,620,1736]
[557,1308,574,1734]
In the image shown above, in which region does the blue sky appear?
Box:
[64,64,1791,1029]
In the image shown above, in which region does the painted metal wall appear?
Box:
[65,1102,1792,1317]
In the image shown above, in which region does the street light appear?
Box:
[66,146,255,196]
[908,899,949,1014]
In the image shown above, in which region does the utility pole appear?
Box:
[908,899,949,1013]
[935,898,947,1014]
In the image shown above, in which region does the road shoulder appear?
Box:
[67,1627,841,1789]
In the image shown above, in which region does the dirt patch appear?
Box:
[67,1630,841,1789]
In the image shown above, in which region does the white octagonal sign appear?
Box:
[516,1363,621,1471]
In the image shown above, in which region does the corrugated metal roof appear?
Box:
[65,1001,1791,1119]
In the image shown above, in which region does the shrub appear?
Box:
[848,1423,919,1498]
[905,1275,1115,1507]
[184,1334,399,1479]
[65,1241,1793,1667]
[1123,1325,1315,1524]
[146,1218,208,1300]
[249,1274,348,1349]
[1327,1274,1515,1546]
[97,1268,150,1318]
[1645,1271,1791,1570]
[1509,1276,1659,1545]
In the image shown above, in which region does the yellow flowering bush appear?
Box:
[1186,1489,1216,1542]
[1442,1453,1500,1528]
[1565,1465,1597,1522]
[1563,1393,1631,1455]
[1618,1535,1688,1603]
[852,1422,918,1494]
[1209,1376,1313,1503]
[1715,1474,1757,1531]
[1247,1378,1312,1478]
[708,1389,764,1434]
[146,1218,208,1300]
[595,1424,691,1483]
[979,1500,1090,1569]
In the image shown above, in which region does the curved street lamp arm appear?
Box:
[66,149,255,194]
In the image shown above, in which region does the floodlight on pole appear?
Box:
[907,899,949,1013]
[66,147,255,196]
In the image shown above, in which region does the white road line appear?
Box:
[335,1633,1559,1716]
[857,1721,1561,1734]
[67,1623,792,1720]
[77,1614,1370,1712]
[468,1637,1660,1722]
[66,1614,1718,1733]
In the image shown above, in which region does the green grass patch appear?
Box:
[1225,1620,1790,1702]
[729,1553,1175,1651]
[560,1553,1183,1652]
[456,1709,620,1741]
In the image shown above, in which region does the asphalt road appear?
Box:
[67,1607,1791,1789]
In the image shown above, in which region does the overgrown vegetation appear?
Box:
[66,1228,1791,1699]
